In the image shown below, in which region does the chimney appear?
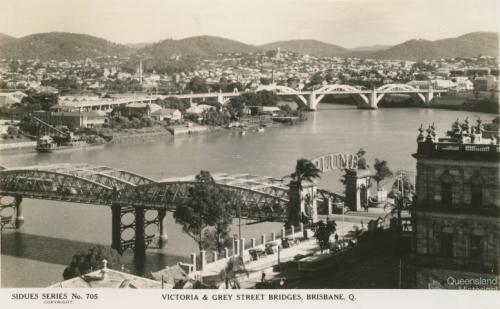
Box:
[101,259,109,280]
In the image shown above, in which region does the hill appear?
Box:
[0,33,16,48]
[371,32,499,60]
[260,39,348,57]
[0,32,133,61]
[135,35,261,59]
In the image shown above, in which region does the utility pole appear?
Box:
[342,203,345,242]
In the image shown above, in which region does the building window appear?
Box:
[471,184,483,207]
[440,233,454,257]
[470,235,483,260]
[441,183,452,207]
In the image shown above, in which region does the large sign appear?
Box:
[311,153,358,172]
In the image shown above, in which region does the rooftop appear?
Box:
[49,260,162,288]
[414,117,500,161]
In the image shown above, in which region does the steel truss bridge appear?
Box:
[0,163,343,257]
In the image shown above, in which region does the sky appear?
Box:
[0,0,498,48]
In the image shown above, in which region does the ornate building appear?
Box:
[412,118,499,289]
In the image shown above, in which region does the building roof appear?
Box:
[150,264,189,286]
[49,263,162,289]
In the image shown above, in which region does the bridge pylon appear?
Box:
[110,203,162,258]
[308,91,318,111]
[288,180,318,226]
[424,87,435,106]
[359,89,379,110]
[158,209,168,249]
[0,194,23,229]
[14,195,24,228]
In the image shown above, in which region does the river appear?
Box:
[0,104,491,287]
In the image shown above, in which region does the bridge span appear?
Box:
[59,83,447,113]
[0,163,343,257]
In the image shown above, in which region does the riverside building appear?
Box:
[412,118,500,289]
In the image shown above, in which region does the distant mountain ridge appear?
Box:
[0,31,497,61]
[371,32,499,60]
[135,35,261,59]
[0,33,15,47]
[0,32,133,61]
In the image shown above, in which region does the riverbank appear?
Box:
[0,140,36,151]
[105,127,171,143]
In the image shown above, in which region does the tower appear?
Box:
[412,119,499,289]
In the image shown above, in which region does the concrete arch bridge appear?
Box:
[255,83,447,110]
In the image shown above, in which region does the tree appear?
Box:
[259,77,271,85]
[313,219,337,253]
[372,159,393,191]
[219,256,248,289]
[356,148,368,169]
[308,72,324,88]
[186,76,208,93]
[62,246,121,280]
[388,174,415,231]
[173,170,233,251]
[290,158,322,190]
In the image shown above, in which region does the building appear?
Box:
[150,108,182,121]
[49,260,162,288]
[0,91,26,107]
[33,110,106,129]
[185,104,215,115]
[125,102,162,117]
[412,119,500,289]
[474,75,498,92]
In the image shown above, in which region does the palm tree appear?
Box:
[290,158,322,189]
[289,159,322,225]
[373,159,393,191]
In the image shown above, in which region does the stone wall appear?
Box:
[416,159,500,210]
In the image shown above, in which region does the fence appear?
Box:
[185,223,306,273]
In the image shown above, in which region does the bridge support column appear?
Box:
[134,207,146,260]
[370,89,379,109]
[158,209,168,249]
[14,195,24,229]
[308,91,317,111]
[425,87,434,106]
[111,204,122,253]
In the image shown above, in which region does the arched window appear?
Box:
[440,227,454,257]
[440,171,454,208]
[470,228,485,260]
[469,172,484,207]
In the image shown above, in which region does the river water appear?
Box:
[0,104,491,287]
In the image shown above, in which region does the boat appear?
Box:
[239,130,247,136]
[257,127,265,133]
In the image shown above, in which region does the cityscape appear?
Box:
[0,0,499,294]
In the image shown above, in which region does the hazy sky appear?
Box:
[0,0,498,47]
